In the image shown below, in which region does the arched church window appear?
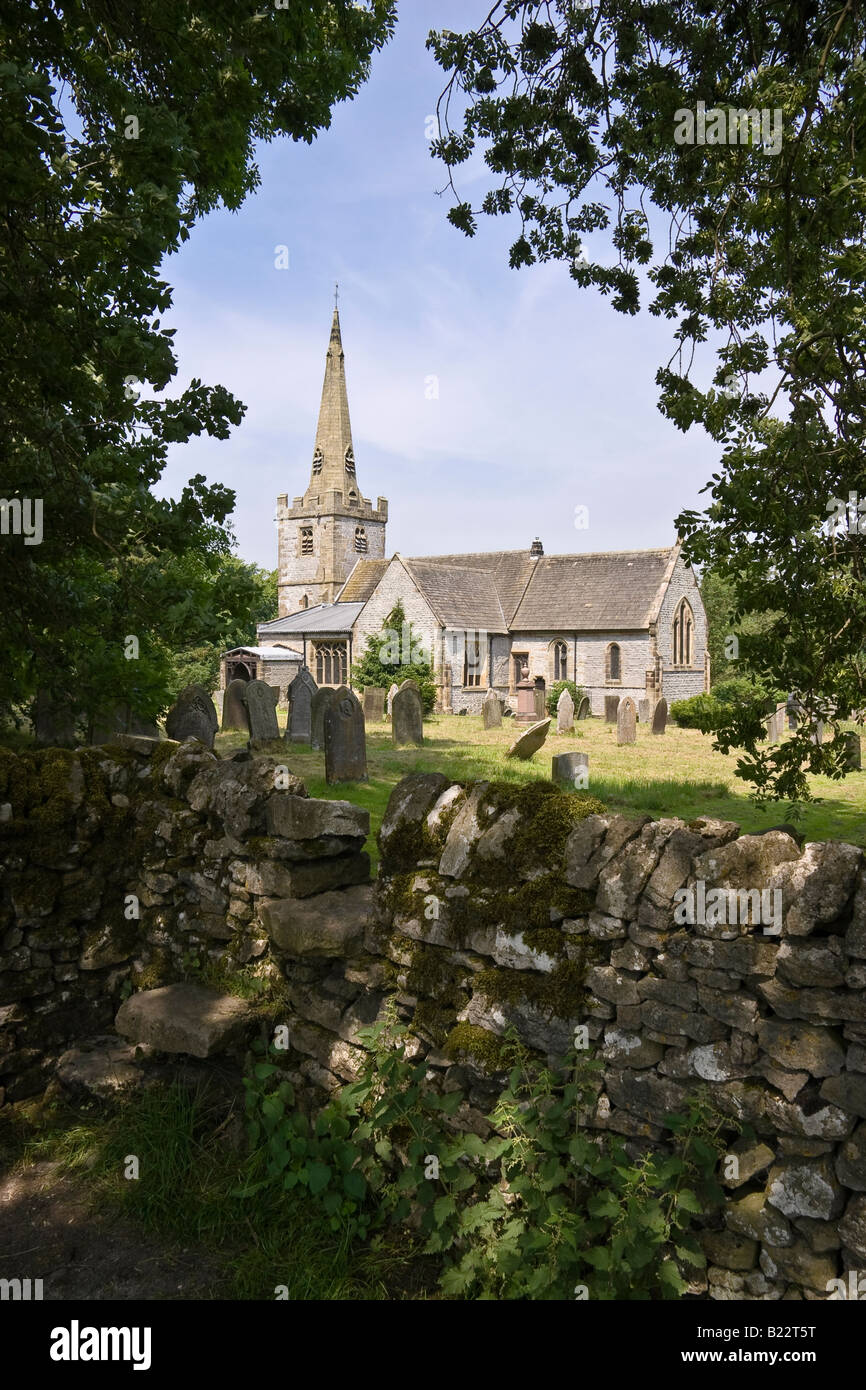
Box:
[314,642,347,686]
[553,640,568,682]
[606,642,621,683]
[354,526,367,554]
[312,448,323,475]
[300,526,313,555]
[344,447,356,476]
[673,599,694,666]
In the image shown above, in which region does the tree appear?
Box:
[352,602,437,714]
[428,2,866,803]
[0,0,395,732]
[163,558,278,697]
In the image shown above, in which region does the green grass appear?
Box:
[215,710,866,860]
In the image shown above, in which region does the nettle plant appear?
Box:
[239,1001,728,1300]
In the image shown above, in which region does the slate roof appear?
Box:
[256,602,364,635]
[222,646,302,661]
[337,559,390,603]
[512,549,675,631]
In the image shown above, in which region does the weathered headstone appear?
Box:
[311,687,337,752]
[638,698,651,723]
[506,717,551,760]
[604,695,620,723]
[386,682,399,715]
[556,687,574,733]
[222,678,250,732]
[392,685,424,747]
[324,686,367,783]
[810,720,825,746]
[552,751,589,789]
[211,690,224,725]
[576,696,590,720]
[241,679,280,743]
[765,702,787,743]
[651,698,668,735]
[482,688,502,729]
[616,696,636,746]
[288,668,317,744]
[533,686,546,719]
[165,685,218,749]
[398,678,420,694]
[362,686,386,723]
[843,731,861,771]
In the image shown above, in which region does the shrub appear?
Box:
[670,693,722,729]
[545,680,585,719]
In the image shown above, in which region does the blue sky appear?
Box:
[160,1,722,570]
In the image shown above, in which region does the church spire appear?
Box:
[307,303,357,499]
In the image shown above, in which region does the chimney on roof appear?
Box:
[530,537,544,557]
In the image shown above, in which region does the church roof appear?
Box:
[512,548,675,630]
[402,558,510,633]
[337,558,391,603]
[257,602,364,635]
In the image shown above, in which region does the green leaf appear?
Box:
[307,1162,332,1196]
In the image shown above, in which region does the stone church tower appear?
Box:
[276,306,387,616]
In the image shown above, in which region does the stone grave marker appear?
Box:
[506,717,551,760]
[386,682,399,715]
[576,696,590,720]
[638,698,651,723]
[392,685,424,747]
[324,686,367,783]
[651,698,668,735]
[398,678,420,694]
[810,720,825,746]
[552,751,589,789]
[288,668,317,744]
[222,678,250,732]
[533,686,546,719]
[165,684,218,749]
[482,688,502,729]
[604,695,620,723]
[556,687,574,733]
[843,731,861,771]
[211,690,224,725]
[362,686,386,723]
[311,687,337,752]
[616,696,636,746]
[241,679,280,743]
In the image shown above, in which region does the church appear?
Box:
[221,306,710,715]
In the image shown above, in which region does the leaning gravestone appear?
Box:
[576,696,590,721]
[386,682,399,715]
[222,678,250,732]
[362,687,386,723]
[638,699,651,723]
[482,688,502,729]
[556,687,574,733]
[165,685,218,749]
[324,686,367,783]
[288,668,317,744]
[604,696,620,723]
[506,717,551,760]
[843,731,862,771]
[651,698,668,735]
[241,679,280,743]
[311,687,337,751]
[617,696,637,746]
[552,751,589,789]
[392,686,424,747]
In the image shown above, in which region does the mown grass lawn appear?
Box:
[217,711,866,867]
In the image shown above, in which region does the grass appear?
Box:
[216,710,866,864]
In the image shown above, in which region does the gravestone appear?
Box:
[533,686,546,719]
[552,751,589,789]
[576,696,590,720]
[288,668,317,744]
[651,697,668,736]
[386,682,399,715]
[311,687,337,752]
[392,686,424,747]
[482,688,502,729]
[616,696,637,746]
[810,720,825,746]
[765,702,787,744]
[556,687,574,733]
[222,678,250,732]
[843,731,861,771]
[506,717,551,760]
[324,686,367,783]
[398,678,420,694]
[362,687,386,723]
[604,696,620,723]
[638,699,651,723]
[211,690,224,725]
[241,679,280,743]
[165,685,218,749]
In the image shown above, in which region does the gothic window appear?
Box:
[672,599,694,667]
[606,642,621,683]
[312,448,323,475]
[463,632,483,688]
[553,640,568,682]
[354,526,367,553]
[314,642,347,686]
[344,446,355,476]
[300,526,313,555]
